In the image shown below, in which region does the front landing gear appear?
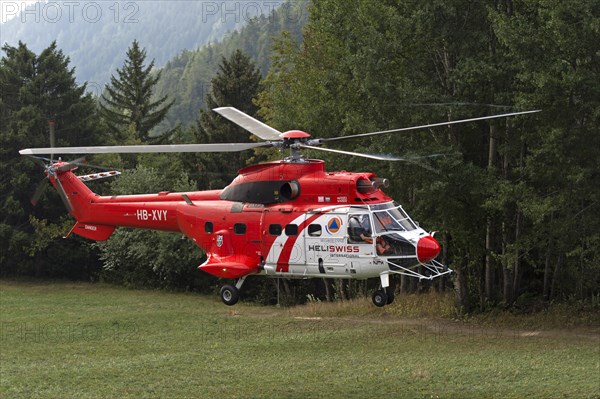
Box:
[372,287,396,307]
[220,276,247,306]
[372,290,387,307]
[372,273,395,307]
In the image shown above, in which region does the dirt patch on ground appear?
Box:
[300,315,600,341]
[222,299,599,342]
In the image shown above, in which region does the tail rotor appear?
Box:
[26,155,83,211]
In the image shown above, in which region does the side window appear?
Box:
[285,224,298,236]
[348,214,372,243]
[269,224,282,236]
[234,223,246,235]
[204,222,213,234]
[308,224,322,237]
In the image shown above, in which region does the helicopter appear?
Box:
[20,108,539,306]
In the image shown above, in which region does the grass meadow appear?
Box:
[1,280,598,398]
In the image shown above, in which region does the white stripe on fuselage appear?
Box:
[266,205,349,266]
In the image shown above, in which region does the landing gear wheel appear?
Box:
[372,289,388,307]
[220,285,239,306]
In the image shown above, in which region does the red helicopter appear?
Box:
[20,108,538,306]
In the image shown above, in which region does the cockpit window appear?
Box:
[371,202,416,232]
[373,211,402,232]
[370,203,394,211]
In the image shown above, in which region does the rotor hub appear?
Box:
[274,131,315,162]
[279,130,311,139]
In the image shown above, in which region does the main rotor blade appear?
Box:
[299,144,408,161]
[320,110,541,143]
[25,155,49,169]
[31,178,49,206]
[213,107,282,141]
[19,142,271,155]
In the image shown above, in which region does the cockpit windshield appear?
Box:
[370,202,417,232]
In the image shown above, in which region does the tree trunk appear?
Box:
[542,240,553,301]
[511,138,526,304]
[400,273,410,294]
[438,234,449,292]
[501,221,513,304]
[336,279,347,301]
[479,256,486,311]
[511,210,522,304]
[437,275,446,293]
[485,218,494,300]
[485,124,498,301]
[409,274,418,293]
[455,261,470,313]
[550,253,563,300]
[282,279,292,303]
[347,279,355,299]
[323,278,332,302]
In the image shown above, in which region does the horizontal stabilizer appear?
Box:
[78,171,121,181]
[66,222,116,241]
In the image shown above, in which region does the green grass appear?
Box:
[1,281,598,398]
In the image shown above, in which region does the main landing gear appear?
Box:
[220,276,247,306]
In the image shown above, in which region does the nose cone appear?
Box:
[417,235,441,262]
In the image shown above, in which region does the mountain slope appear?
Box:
[0,1,284,87]
[154,0,308,130]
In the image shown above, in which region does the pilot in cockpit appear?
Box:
[348,215,373,244]
[373,212,397,232]
[348,214,392,254]
[373,213,394,254]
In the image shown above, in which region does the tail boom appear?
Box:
[53,168,207,241]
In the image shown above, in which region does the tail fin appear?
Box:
[50,167,95,218]
[52,167,116,241]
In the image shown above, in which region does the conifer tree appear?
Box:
[0,41,105,277]
[101,40,173,142]
[193,49,262,188]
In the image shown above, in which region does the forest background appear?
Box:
[1,0,598,313]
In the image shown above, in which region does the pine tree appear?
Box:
[193,50,262,189]
[100,40,173,142]
[0,41,105,277]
